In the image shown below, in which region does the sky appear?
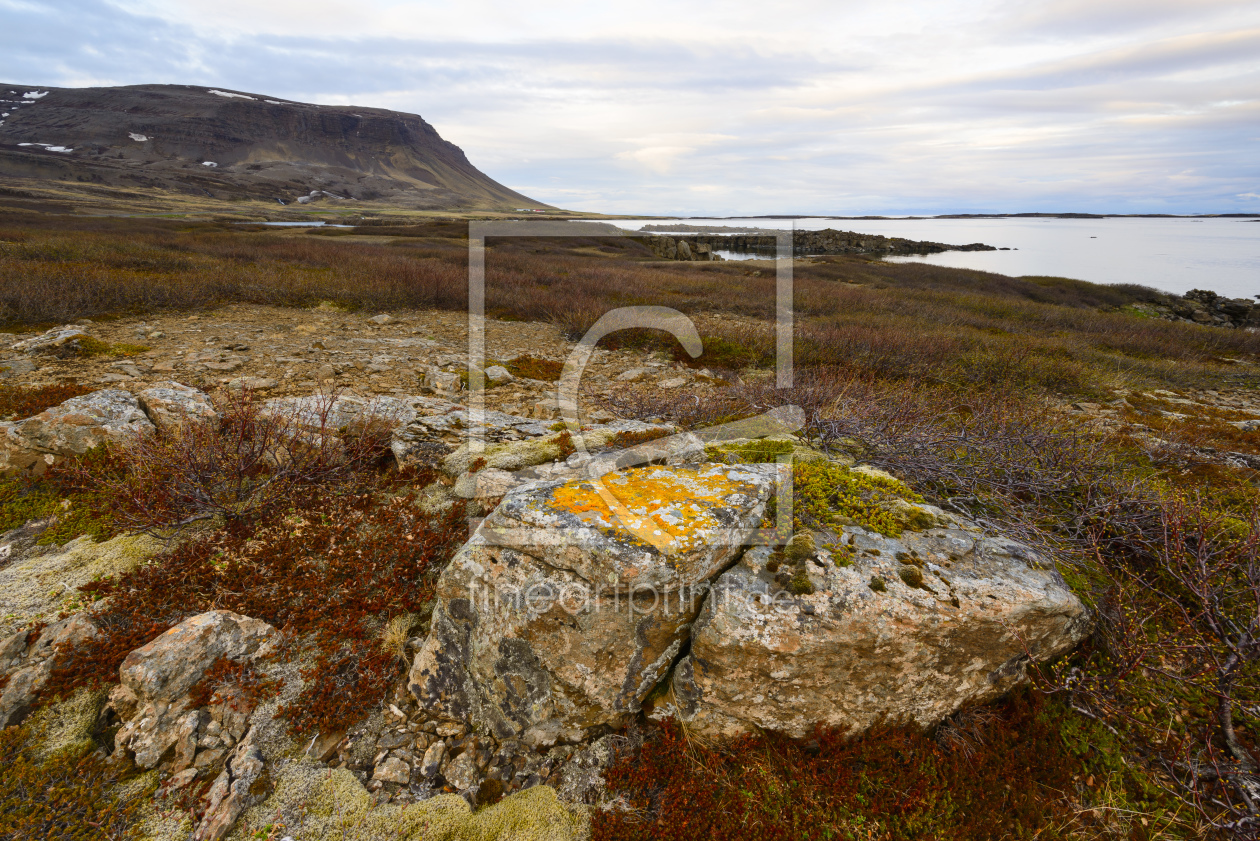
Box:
[1,0,1258,216]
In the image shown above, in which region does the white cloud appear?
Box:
[2,0,1258,213]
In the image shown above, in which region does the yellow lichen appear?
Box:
[549,466,758,553]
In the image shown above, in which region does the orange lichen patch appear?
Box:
[550,466,759,553]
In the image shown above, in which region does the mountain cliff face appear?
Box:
[0,83,545,210]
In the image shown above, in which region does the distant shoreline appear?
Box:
[668,213,1260,220]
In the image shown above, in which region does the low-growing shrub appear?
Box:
[42,483,467,737]
[505,355,564,382]
[593,691,1172,841]
[0,721,149,840]
[0,382,92,421]
[62,391,392,533]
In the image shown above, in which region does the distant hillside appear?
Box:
[0,83,547,211]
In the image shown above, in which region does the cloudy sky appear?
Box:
[2,0,1258,215]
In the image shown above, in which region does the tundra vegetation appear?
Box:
[0,211,1258,839]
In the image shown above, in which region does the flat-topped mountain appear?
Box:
[0,83,546,210]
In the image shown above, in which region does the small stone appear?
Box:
[193,747,227,768]
[369,314,393,325]
[658,377,688,389]
[166,767,199,790]
[306,729,345,762]
[435,721,466,738]
[226,377,278,392]
[616,368,648,382]
[372,756,411,784]
[376,730,411,750]
[0,359,37,378]
[147,331,166,339]
[315,364,337,382]
[482,365,513,386]
[420,741,445,777]
[444,750,481,791]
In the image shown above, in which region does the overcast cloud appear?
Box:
[1,0,1257,215]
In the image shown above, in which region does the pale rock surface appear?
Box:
[0,388,155,476]
[194,736,267,841]
[10,324,88,353]
[137,381,218,429]
[484,364,514,386]
[110,610,277,769]
[409,463,779,746]
[671,523,1090,739]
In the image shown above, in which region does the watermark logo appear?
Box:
[465,221,799,551]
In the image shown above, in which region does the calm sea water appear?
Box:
[608,217,1260,299]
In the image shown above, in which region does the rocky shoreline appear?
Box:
[642,228,998,261]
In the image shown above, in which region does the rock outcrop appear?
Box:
[108,610,277,770]
[0,614,98,727]
[646,229,997,260]
[0,387,154,476]
[137,381,219,429]
[669,519,1090,739]
[1131,288,1260,329]
[410,463,781,746]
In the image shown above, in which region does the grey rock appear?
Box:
[671,524,1090,739]
[138,382,218,429]
[111,611,277,769]
[420,740,445,777]
[0,388,155,476]
[10,324,88,353]
[372,755,411,784]
[484,365,514,386]
[409,463,779,746]
[0,614,99,727]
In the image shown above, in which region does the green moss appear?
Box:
[238,763,587,840]
[71,337,151,358]
[788,566,815,595]
[869,577,886,592]
[793,460,923,537]
[705,437,796,465]
[785,532,816,563]
[898,564,925,589]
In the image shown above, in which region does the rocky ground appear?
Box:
[0,303,735,421]
[1,304,1258,840]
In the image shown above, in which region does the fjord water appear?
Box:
[612,217,1260,299]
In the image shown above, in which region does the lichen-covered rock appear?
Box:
[410,463,780,746]
[137,381,218,429]
[9,324,88,353]
[0,388,155,476]
[0,614,99,727]
[670,522,1090,739]
[0,531,161,637]
[111,610,277,769]
[194,736,267,841]
[265,393,459,433]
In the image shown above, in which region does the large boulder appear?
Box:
[110,610,277,769]
[670,520,1090,739]
[0,388,155,476]
[410,463,780,747]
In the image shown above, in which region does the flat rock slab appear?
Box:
[411,463,780,746]
[671,522,1091,739]
[0,388,154,476]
